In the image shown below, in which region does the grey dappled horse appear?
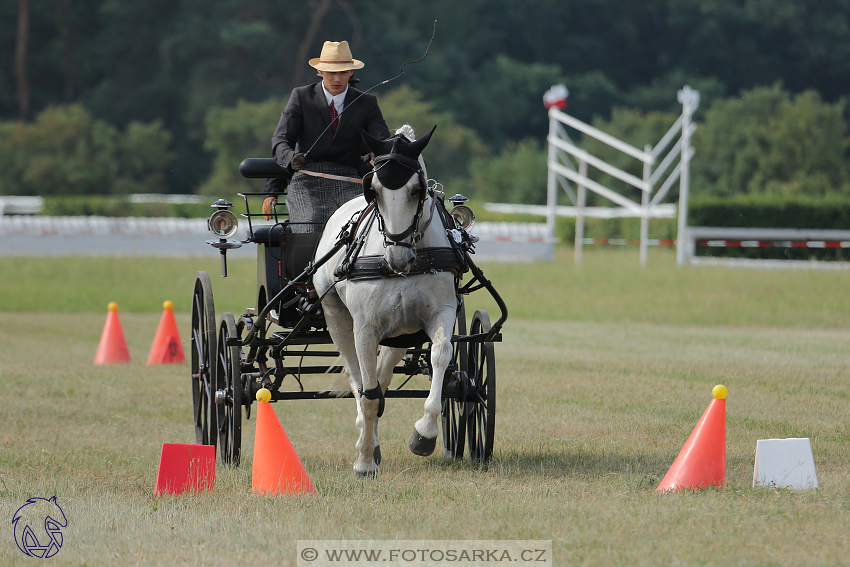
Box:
[313,125,459,476]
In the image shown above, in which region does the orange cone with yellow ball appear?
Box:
[146,300,186,365]
[252,388,317,495]
[94,302,132,365]
[657,385,727,492]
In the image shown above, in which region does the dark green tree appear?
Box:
[692,84,850,197]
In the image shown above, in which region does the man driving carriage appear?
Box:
[262,40,391,232]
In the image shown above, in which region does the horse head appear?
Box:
[361,125,437,274]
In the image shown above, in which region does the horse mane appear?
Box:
[390,124,427,178]
[394,124,416,141]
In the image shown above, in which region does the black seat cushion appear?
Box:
[249,223,288,245]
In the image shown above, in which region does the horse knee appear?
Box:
[430,331,453,368]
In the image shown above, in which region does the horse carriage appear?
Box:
[190,128,507,475]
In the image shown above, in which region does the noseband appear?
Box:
[363,152,435,250]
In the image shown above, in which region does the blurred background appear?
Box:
[2,0,849,220]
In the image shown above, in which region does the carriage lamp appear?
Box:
[206,199,242,278]
[208,200,239,239]
[448,194,476,231]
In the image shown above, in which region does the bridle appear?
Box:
[362,145,437,251]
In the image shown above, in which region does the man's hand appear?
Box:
[262,196,277,220]
[363,152,375,167]
[290,153,310,171]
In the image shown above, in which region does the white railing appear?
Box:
[0,215,211,236]
[485,202,676,219]
[0,196,44,216]
[546,86,699,266]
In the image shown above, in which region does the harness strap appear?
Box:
[348,247,465,281]
[300,169,363,184]
[359,383,385,417]
[333,204,378,281]
[376,183,433,247]
[373,153,421,170]
[415,191,439,239]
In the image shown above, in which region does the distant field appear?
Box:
[2,247,850,328]
[1,247,849,566]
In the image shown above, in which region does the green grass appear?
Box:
[3,247,850,328]
[1,247,850,566]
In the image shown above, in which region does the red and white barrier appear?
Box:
[474,222,556,244]
[583,237,850,249]
[698,240,850,249]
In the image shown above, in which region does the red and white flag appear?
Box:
[543,84,569,109]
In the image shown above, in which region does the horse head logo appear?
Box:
[12,496,67,559]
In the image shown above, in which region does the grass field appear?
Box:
[1,247,849,566]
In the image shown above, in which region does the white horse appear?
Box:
[313,125,459,476]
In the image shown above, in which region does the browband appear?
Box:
[373,153,422,171]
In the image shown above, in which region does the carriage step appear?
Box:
[452,332,502,343]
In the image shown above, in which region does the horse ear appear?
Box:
[408,125,437,158]
[360,128,393,156]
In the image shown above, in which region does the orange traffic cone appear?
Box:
[147,300,186,365]
[153,443,216,496]
[657,385,727,492]
[94,302,132,365]
[252,392,316,495]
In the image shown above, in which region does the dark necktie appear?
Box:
[329,101,339,132]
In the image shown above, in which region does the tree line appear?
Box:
[2,0,849,202]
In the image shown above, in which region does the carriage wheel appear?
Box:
[441,301,468,459]
[191,272,219,449]
[236,315,252,422]
[466,310,496,463]
[215,312,242,466]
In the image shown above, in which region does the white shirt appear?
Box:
[321,83,348,113]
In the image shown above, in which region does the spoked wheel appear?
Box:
[236,315,252,421]
[191,271,218,448]
[215,312,242,467]
[466,310,496,463]
[441,301,468,459]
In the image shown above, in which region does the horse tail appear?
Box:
[322,356,351,397]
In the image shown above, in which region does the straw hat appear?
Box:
[309,41,365,72]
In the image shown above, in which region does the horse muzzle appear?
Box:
[385,244,415,274]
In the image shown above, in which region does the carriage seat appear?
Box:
[249,223,288,246]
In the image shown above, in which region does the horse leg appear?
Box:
[319,288,376,476]
[409,311,456,456]
[352,331,382,476]
[371,346,406,465]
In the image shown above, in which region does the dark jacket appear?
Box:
[267,83,390,194]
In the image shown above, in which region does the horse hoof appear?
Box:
[355,469,377,479]
[408,430,437,456]
[373,445,382,466]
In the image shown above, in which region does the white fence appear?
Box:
[546,86,699,266]
[0,196,44,216]
[0,215,548,261]
[0,215,210,236]
[485,202,676,219]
